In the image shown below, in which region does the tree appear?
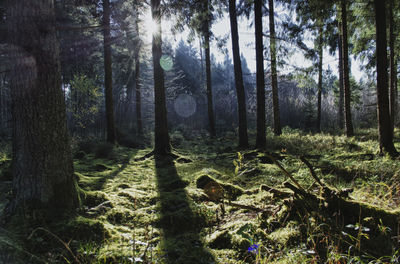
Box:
[134,7,143,135]
[203,0,216,138]
[7,0,78,213]
[152,0,171,154]
[374,0,398,156]
[340,0,354,136]
[388,0,397,131]
[268,0,282,136]
[316,22,323,133]
[229,0,248,148]
[103,0,116,143]
[255,0,266,149]
[337,22,344,129]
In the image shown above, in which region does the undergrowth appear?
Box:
[0,128,399,263]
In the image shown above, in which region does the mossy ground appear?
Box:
[1,128,400,263]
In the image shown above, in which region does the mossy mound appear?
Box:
[82,191,109,208]
[106,208,134,225]
[62,216,110,242]
[207,230,232,249]
[93,163,112,172]
[195,174,244,200]
[268,222,301,247]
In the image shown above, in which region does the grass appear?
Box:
[0,128,400,263]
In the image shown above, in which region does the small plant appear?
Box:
[233,152,244,176]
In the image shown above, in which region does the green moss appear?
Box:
[82,191,109,207]
[93,163,112,172]
[268,224,301,247]
[195,173,244,200]
[62,216,110,242]
[207,230,232,249]
[106,208,134,225]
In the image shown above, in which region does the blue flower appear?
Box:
[248,244,259,253]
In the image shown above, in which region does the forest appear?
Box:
[0,0,400,263]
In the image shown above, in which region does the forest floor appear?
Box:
[1,128,400,263]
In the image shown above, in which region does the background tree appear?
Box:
[7,0,78,213]
[340,0,354,136]
[255,0,266,149]
[268,0,282,136]
[374,0,398,156]
[228,0,248,148]
[103,0,116,143]
[152,0,171,154]
[388,0,397,131]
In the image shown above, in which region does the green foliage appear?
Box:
[67,74,102,134]
[3,129,400,263]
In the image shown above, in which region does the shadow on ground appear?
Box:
[154,154,215,264]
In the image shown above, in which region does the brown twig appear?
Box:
[300,156,325,187]
[265,153,306,193]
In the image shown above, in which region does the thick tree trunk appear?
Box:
[229,0,248,148]
[316,24,323,133]
[204,0,216,138]
[389,0,396,131]
[268,0,281,136]
[152,0,171,155]
[338,26,344,130]
[341,0,354,137]
[255,0,266,149]
[7,0,78,213]
[374,0,398,156]
[103,0,116,143]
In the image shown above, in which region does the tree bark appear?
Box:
[135,53,143,135]
[389,0,396,131]
[134,7,143,135]
[152,0,171,155]
[204,0,216,138]
[316,23,323,133]
[229,0,248,148]
[341,0,354,137]
[7,0,78,213]
[268,0,281,136]
[103,0,116,143]
[374,0,398,156]
[338,24,344,130]
[255,0,266,149]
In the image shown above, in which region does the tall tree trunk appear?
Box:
[152,0,171,155]
[255,0,266,149]
[316,23,323,133]
[389,0,397,131]
[204,0,216,138]
[338,24,344,130]
[7,0,78,213]
[134,8,143,135]
[103,0,116,143]
[135,53,143,135]
[341,0,354,137]
[268,0,281,136]
[229,0,248,148]
[374,0,398,156]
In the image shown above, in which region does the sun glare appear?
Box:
[142,12,158,43]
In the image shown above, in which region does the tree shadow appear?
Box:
[154,154,215,264]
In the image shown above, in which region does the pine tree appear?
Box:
[7,0,78,213]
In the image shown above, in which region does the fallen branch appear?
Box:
[265,153,305,193]
[300,156,325,187]
[260,184,292,198]
[228,201,266,212]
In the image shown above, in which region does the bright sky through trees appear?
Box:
[142,6,364,82]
